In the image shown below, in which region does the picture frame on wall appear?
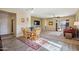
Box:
[49,21,53,25]
[21,18,25,23]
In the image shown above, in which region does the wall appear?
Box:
[31,16,56,31]
[0,13,11,35]
[75,10,79,21]
[41,18,56,31]
[68,16,75,27]
[75,10,79,29]
[16,10,31,37]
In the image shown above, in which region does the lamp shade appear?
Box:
[74,21,79,25]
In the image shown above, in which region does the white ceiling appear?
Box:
[0,8,78,18]
[29,8,78,18]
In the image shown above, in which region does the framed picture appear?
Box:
[21,18,25,23]
[49,21,53,25]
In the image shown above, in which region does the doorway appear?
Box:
[10,14,16,36]
[0,11,16,36]
[11,18,16,35]
[11,19,14,33]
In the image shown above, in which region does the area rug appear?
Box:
[17,37,62,51]
[35,38,62,51]
[17,37,41,50]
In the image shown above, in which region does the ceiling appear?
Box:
[0,8,78,18]
[29,8,78,18]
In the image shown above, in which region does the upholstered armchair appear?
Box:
[64,27,76,38]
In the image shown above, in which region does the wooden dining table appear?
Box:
[27,31,37,40]
[31,31,37,40]
[22,28,38,41]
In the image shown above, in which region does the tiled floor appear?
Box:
[2,38,48,51]
[41,31,79,51]
[1,31,79,51]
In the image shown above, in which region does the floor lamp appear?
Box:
[74,21,79,38]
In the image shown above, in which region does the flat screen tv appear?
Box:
[34,21,40,25]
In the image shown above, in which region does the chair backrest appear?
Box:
[34,28,41,35]
[21,28,29,35]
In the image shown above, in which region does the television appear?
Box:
[34,20,40,25]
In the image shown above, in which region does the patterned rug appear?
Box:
[17,37,41,50]
[17,37,62,51]
[35,38,62,51]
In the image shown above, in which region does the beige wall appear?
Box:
[0,13,10,35]
[16,10,31,37]
[41,18,56,31]
[68,16,75,27]
[31,16,56,31]
[75,10,79,21]
[75,10,79,29]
